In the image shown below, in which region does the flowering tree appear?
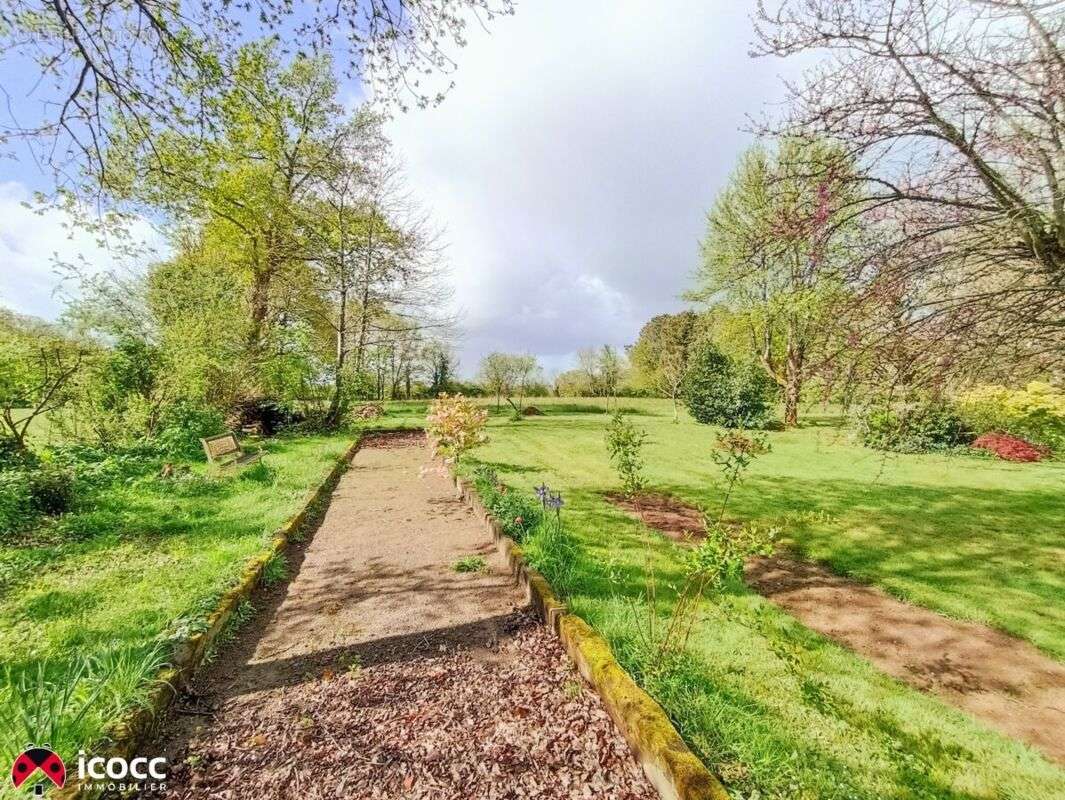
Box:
[426,394,488,462]
[755,0,1065,377]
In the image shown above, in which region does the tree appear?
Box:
[0,0,513,191]
[575,345,625,399]
[554,369,593,397]
[692,139,856,426]
[424,341,458,397]
[0,311,86,451]
[479,353,517,407]
[597,345,624,404]
[755,0,1065,376]
[629,312,703,422]
[112,45,349,362]
[505,354,540,415]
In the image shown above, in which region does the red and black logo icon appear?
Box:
[11,746,65,790]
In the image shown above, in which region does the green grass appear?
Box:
[460,396,1065,799]
[0,433,351,778]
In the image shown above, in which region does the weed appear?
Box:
[563,679,583,700]
[202,599,255,665]
[453,555,488,573]
[261,553,288,585]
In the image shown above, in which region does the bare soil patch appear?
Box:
[610,490,1065,763]
[147,432,656,798]
[746,556,1065,764]
[604,491,705,543]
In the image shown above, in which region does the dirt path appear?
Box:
[608,491,1065,765]
[149,432,657,799]
[745,557,1065,764]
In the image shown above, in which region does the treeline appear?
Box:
[1,44,468,462]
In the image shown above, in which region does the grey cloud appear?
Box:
[387,1,802,376]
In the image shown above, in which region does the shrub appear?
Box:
[681,342,777,428]
[471,466,542,541]
[0,437,37,471]
[26,465,76,515]
[0,463,77,536]
[426,394,488,462]
[48,442,157,488]
[155,401,226,460]
[971,432,1049,462]
[955,382,1065,453]
[857,403,970,453]
[0,471,33,535]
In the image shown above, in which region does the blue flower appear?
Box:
[547,492,564,511]
[534,483,550,503]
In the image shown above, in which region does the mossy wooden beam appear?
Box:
[454,474,729,800]
[56,436,363,799]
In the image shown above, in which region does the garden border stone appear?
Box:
[56,435,364,800]
[451,471,729,800]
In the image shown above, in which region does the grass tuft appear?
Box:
[452,555,488,573]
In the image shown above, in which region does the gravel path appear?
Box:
[148,432,657,799]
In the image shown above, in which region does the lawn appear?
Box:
[0,433,352,777]
[460,397,1065,799]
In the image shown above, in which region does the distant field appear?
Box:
[447,397,1065,799]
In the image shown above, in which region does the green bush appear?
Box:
[681,342,777,428]
[0,471,33,535]
[26,465,76,515]
[49,443,157,488]
[155,401,225,460]
[605,411,649,497]
[471,466,542,541]
[857,403,971,453]
[955,382,1065,453]
[0,464,76,536]
[0,437,37,471]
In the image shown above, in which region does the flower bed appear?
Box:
[971,432,1049,462]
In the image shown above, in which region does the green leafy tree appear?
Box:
[692,139,857,426]
[479,353,517,408]
[629,312,703,422]
[0,311,87,451]
[109,44,348,366]
[606,411,649,498]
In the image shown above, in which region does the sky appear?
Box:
[0,0,802,378]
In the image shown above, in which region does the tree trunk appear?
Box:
[325,287,349,429]
[354,217,376,372]
[248,266,271,352]
[783,341,804,427]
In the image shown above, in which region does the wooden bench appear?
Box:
[201,432,263,470]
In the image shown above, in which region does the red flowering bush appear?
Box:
[970,432,1049,463]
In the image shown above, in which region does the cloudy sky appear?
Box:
[0,1,802,377]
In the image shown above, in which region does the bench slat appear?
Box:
[200,434,243,460]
